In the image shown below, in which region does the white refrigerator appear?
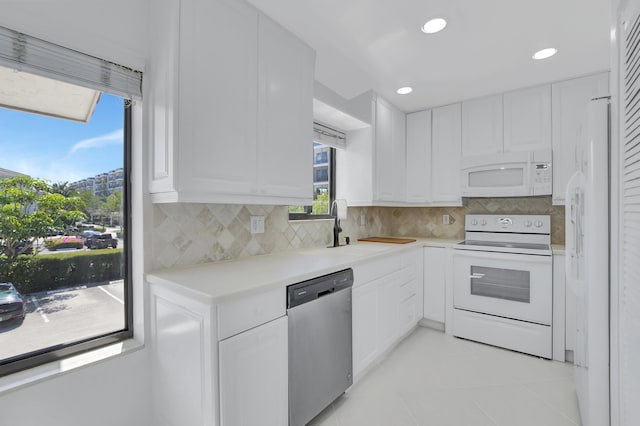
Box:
[565,97,610,426]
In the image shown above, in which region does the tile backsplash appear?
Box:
[151,197,563,270]
[152,204,390,270]
[389,196,564,244]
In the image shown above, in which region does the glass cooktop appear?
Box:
[454,240,552,255]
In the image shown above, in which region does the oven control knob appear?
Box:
[471,219,478,226]
[480,219,487,226]
[535,220,543,228]
[524,220,533,227]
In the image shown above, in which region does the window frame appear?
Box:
[289,145,336,221]
[0,101,134,377]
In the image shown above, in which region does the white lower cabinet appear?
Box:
[423,246,446,323]
[352,278,380,375]
[219,316,288,426]
[352,249,422,378]
[150,281,288,426]
[150,285,216,426]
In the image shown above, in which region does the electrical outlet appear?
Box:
[250,216,265,234]
[442,214,450,225]
[360,213,366,227]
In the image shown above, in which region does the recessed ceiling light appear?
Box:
[397,86,413,95]
[532,48,557,60]
[421,18,447,34]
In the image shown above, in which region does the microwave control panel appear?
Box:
[533,162,552,194]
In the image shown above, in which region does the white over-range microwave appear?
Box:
[460,150,552,197]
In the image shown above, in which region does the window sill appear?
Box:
[0,338,144,396]
[288,217,335,223]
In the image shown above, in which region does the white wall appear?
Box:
[0,350,150,426]
[0,2,152,425]
[0,0,148,70]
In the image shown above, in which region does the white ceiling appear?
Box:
[248,0,611,113]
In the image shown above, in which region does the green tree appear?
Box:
[78,190,102,223]
[0,176,86,260]
[103,190,122,227]
[312,192,329,215]
[50,181,78,197]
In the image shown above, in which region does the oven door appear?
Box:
[452,250,552,325]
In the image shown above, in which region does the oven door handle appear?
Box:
[469,273,485,279]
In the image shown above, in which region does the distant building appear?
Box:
[313,143,329,196]
[70,168,123,197]
[0,167,27,179]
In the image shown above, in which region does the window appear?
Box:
[289,122,345,220]
[289,141,336,219]
[0,26,140,376]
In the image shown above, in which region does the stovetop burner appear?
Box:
[454,214,552,256]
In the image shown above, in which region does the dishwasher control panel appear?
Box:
[286,268,353,309]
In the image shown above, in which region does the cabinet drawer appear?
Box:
[353,255,402,287]
[399,295,418,334]
[218,287,285,340]
[399,278,417,302]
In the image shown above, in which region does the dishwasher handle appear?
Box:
[317,289,334,298]
[287,268,353,309]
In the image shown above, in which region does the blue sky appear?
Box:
[0,93,124,184]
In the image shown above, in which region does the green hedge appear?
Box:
[0,249,124,294]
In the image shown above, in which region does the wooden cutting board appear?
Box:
[357,237,417,244]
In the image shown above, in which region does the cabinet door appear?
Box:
[257,14,315,201]
[373,97,396,201]
[219,316,288,426]
[406,110,432,203]
[423,247,446,323]
[551,73,609,205]
[378,274,399,351]
[431,103,462,204]
[148,0,179,195]
[462,95,504,156]
[392,107,407,201]
[503,84,551,152]
[179,0,259,195]
[353,280,380,376]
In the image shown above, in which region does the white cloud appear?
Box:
[70,129,123,154]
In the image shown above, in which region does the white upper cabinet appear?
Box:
[373,97,395,201]
[336,93,407,206]
[462,95,503,156]
[551,73,609,205]
[178,0,259,199]
[405,110,432,203]
[257,14,315,200]
[148,0,315,205]
[503,84,552,152]
[373,96,406,203]
[431,103,462,204]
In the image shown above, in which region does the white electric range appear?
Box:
[452,214,553,358]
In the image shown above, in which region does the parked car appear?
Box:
[81,230,101,240]
[0,282,26,324]
[85,233,118,249]
[45,227,64,236]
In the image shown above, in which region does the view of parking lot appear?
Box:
[0,280,125,360]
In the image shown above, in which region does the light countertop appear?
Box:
[147,238,564,305]
[146,238,459,304]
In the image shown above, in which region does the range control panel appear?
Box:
[465,214,551,234]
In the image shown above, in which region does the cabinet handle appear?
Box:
[469,273,485,279]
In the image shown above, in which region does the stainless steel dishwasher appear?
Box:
[287,268,353,426]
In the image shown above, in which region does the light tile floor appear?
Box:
[309,327,581,426]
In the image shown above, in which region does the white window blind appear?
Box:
[314,122,346,149]
[0,25,142,99]
[620,6,640,424]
